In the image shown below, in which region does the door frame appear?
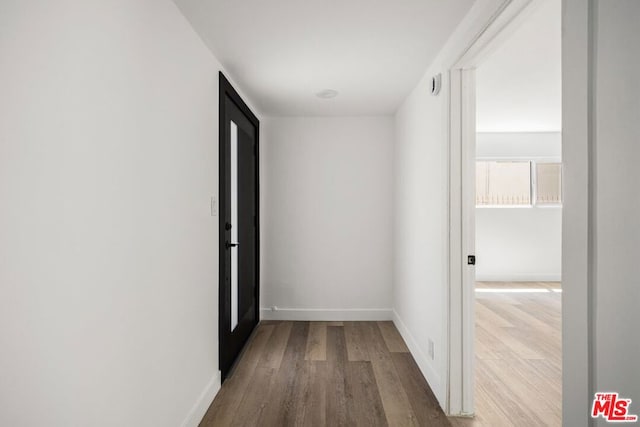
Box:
[446,0,549,416]
[218,72,260,379]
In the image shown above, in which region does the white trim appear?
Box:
[476,288,557,293]
[476,130,562,135]
[460,68,476,416]
[452,0,535,69]
[448,66,464,416]
[476,273,562,282]
[476,205,562,209]
[562,1,595,425]
[260,308,393,321]
[180,371,221,427]
[393,310,444,406]
[475,204,532,209]
[476,156,561,162]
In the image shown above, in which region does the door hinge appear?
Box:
[468,255,476,265]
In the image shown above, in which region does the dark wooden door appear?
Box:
[219,73,260,380]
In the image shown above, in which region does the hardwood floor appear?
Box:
[452,282,562,427]
[200,321,451,427]
[202,283,561,427]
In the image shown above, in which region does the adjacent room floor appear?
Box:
[453,282,562,427]
[200,321,451,426]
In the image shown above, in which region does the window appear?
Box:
[476,161,532,206]
[535,163,562,205]
[476,160,562,207]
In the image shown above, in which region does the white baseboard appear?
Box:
[181,371,221,427]
[260,308,393,321]
[392,310,445,409]
[475,273,561,282]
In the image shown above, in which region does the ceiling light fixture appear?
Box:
[316,89,339,99]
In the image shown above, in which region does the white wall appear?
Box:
[261,117,393,320]
[393,72,449,403]
[0,1,258,426]
[476,208,561,281]
[476,0,561,133]
[392,0,509,409]
[475,133,562,282]
[563,1,640,425]
[476,132,561,159]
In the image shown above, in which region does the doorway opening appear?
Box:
[473,0,562,421]
[218,73,261,380]
[447,0,562,423]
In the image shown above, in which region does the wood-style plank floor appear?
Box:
[451,282,562,427]
[200,321,451,427]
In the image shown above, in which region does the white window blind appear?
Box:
[476,161,532,206]
[536,163,562,205]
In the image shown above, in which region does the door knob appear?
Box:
[226,241,239,249]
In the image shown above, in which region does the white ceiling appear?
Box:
[476,0,561,133]
[173,0,475,116]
